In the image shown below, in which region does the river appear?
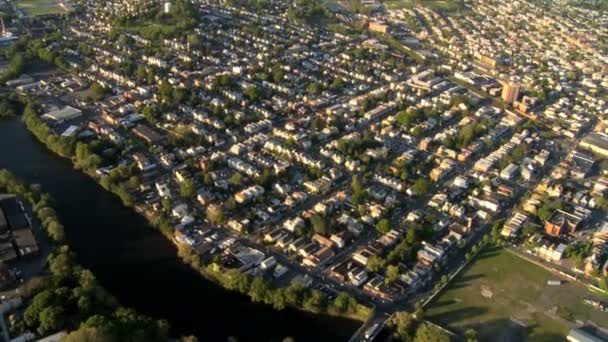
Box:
[0,118,360,341]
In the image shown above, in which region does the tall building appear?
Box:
[501,81,520,104]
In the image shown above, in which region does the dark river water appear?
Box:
[0,118,359,341]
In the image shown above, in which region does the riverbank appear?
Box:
[21,104,371,322]
[3,104,364,339]
[0,169,172,341]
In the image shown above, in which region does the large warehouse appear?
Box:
[579,132,608,158]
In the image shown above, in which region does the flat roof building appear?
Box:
[579,132,608,158]
[0,196,28,230]
[132,124,164,145]
[13,228,39,258]
[42,106,82,122]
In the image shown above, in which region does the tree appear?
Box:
[46,221,65,242]
[90,82,109,101]
[114,184,134,207]
[522,222,537,237]
[244,85,261,102]
[187,34,200,47]
[511,146,524,162]
[129,176,141,190]
[206,204,225,225]
[146,69,156,85]
[376,218,391,234]
[63,326,115,342]
[332,292,357,313]
[303,290,326,313]
[385,265,399,284]
[49,247,75,277]
[158,83,174,104]
[310,116,325,131]
[74,142,101,171]
[366,256,385,273]
[271,290,286,310]
[142,105,160,125]
[203,172,214,185]
[351,175,363,194]
[311,214,331,236]
[348,0,368,13]
[180,178,195,198]
[411,179,428,196]
[271,65,284,83]
[223,269,251,293]
[136,65,147,82]
[351,175,367,206]
[24,289,54,327]
[161,197,172,212]
[406,227,418,244]
[255,169,274,189]
[284,282,307,306]
[331,76,344,90]
[306,82,320,95]
[229,173,244,186]
[465,329,478,342]
[249,276,270,303]
[173,88,188,103]
[414,322,450,342]
[391,311,414,341]
[537,206,552,221]
[38,306,65,335]
[107,307,169,342]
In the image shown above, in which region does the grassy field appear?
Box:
[425,246,608,341]
[16,0,65,16]
[384,0,465,12]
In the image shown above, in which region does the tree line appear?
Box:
[387,311,460,342]
[21,97,139,209]
[0,169,177,341]
[177,245,371,321]
[0,34,69,84]
[0,92,22,119]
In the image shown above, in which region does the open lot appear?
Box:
[16,0,65,16]
[425,246,608,341]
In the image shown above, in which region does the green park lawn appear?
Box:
[16,0,65,16]
[384,0,464,11]
[425,245,608,341]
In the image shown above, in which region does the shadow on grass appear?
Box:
[458,318,527,342]
[440,273,485,291]
[452,273,485,284]
[443,282,473,291]
[455,318,568,342]
[430,299,458,308]
[427,306,489,326]
[474,247,502,261]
